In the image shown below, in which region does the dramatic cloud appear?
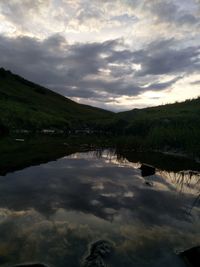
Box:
[0,0,200,110]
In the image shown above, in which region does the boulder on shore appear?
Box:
[139,163,156,177]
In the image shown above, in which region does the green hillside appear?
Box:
[0,68,112,132]
[114,98,200,156]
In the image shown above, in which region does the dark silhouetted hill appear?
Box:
[0,68,113,132]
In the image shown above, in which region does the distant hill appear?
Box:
[115,97,200,156]
[118,97,200,119]
[0,68,113,132]
[117,97,200,134]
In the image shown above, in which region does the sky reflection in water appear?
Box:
[0,150,199,267]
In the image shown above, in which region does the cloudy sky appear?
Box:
[0,0,200,111]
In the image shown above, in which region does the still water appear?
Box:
[0,149,199,267]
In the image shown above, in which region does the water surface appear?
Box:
[0,149,199,267]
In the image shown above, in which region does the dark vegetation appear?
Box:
[1,136,200,176]
[0,67,200,158]
[115,97,200,157]
[0,136,103,175]
[0,137,69,175]
[0,68,112,133]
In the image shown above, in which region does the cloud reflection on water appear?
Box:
[0,150,199,267]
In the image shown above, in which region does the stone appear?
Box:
[139,163,155,177]
[179,246,200,267]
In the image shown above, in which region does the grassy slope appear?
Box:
[0,68,113,130]
[116,98,200,156]
[118,98,200,120]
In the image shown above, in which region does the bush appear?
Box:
[0,122,9,136]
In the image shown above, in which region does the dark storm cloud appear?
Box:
[0,34,131,99]
[0,33,199,104]
[134,40,200,76]
[146,77,182,91]
[106,38,200,77]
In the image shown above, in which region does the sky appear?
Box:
[0,0,200,111]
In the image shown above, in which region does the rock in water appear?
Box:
[82,240,113,267]
[139,163,155,177]
[179,246,200,267]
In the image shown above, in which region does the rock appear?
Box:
[179,246,200,267]
[145,181,153,187]
[139,163,155,177]
[82,240,113,267]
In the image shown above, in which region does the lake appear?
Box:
[0,148,199,267]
